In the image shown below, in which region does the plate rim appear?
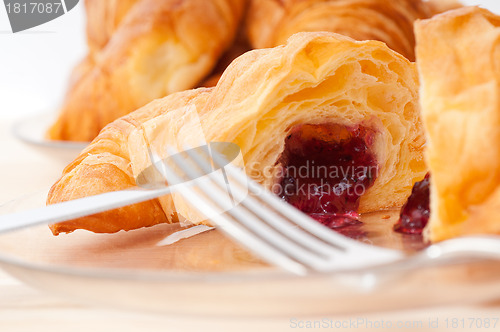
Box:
[12,111,89,150]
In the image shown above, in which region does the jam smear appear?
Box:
[394,173,431,235]
[335,223,368,240]
[277,124,378,229]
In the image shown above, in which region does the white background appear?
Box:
[0,1,498,119]
[0,3,499,330]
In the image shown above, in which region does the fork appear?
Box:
[153,145,500,276]
[0,185,175,235]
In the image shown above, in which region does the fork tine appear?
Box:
[182,144,344,259]
[161,147,309,275]
[168,147,339,272]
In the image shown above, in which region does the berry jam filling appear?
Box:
[277,124,378,229]
[394,173,431,235]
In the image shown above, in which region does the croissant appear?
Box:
[47,0,247,142]
[47,32,425,235]
[245,0,460,62]
[414,7,500,242]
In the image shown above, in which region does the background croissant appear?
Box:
[246,0,462,61]
[47,0,247,142]
[47,0,459,142]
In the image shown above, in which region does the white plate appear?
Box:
[0,191,499,317]
[12,111,89,150]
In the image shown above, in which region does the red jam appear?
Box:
[277,124,378,229]
[394,173,431,235]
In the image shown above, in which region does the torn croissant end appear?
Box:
[47,31,426,235]
[415,7,500,242]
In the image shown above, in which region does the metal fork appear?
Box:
[151,145,500,275]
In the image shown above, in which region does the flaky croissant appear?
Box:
[415,7,500,242]
[47,0,247,142]
[48,32,425,235]
[245,0,460,61]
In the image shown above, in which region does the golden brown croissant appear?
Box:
[48,32,425,235]
[414,7,500,242]
[47,0,247,142]
[245,0,457,61]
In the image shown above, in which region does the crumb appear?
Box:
[382,215,391,220]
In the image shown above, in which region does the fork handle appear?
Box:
[0,186,173,234]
